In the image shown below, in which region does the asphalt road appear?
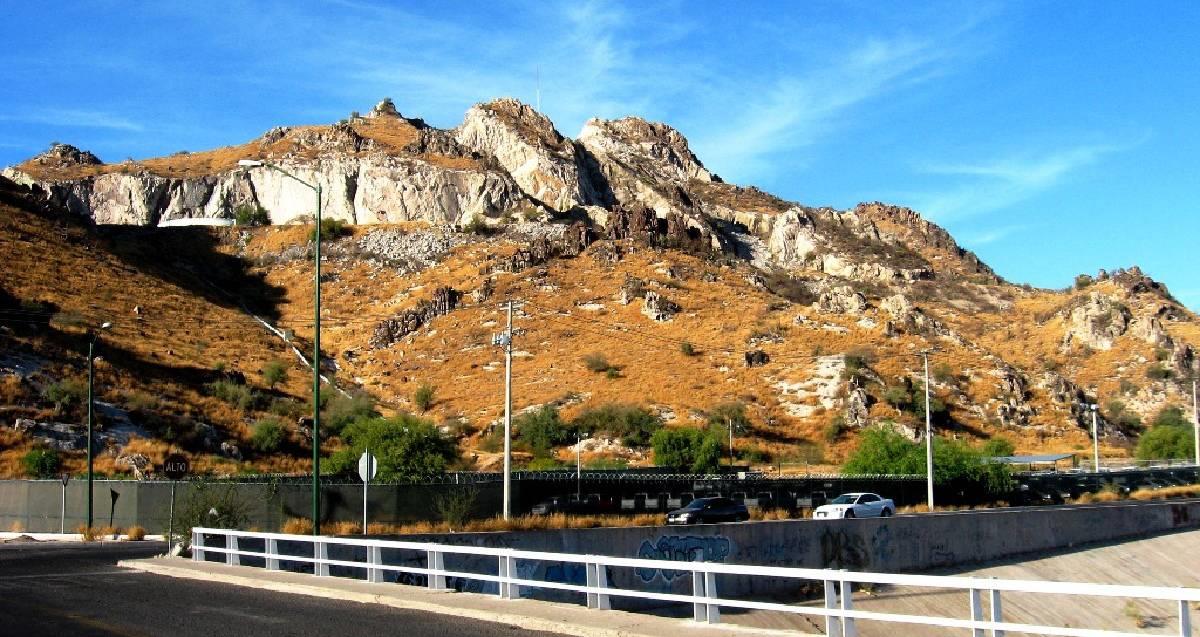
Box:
[0,541,560,637]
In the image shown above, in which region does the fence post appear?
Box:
[426,549,445,591]
[585,560,611,610]
[368,545,383,584]
[704,570,720,624]
[497,555,509,599]
[840,571,857,637]
[314,539,329,577]
[990,576,1004,637]
[824,578,842,637]
[692,567,707,622]
[1180,598,1192,637]
[226,534,239,566]
[505,553,520,599]
[192,530,203,562]
[265,538,279,571]
[969,583,984,637]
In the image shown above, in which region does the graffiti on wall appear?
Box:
[635,535,731,582]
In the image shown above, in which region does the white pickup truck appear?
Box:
[813,492,894,519]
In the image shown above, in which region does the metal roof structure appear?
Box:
[988,454,1074,464]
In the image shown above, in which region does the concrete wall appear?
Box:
[357,500,1200,606]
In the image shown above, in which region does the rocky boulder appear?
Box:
[814,285,868,315]
[1060,293,1131,351]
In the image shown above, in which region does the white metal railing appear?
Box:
[192,527,1199,637]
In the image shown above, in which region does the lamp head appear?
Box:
[100,321,113,330]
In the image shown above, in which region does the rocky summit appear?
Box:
[1,97,1197,477]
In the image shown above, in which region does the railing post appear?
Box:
[191,530,203,562]
[840,572,857,637]
[504,553,519,599]
[265,538,279,571]
[426,549,446,591]
[586,560,611,610]
[704,570,720,624]
[368,545,383,584]
[314,539,329,577]
[824,578,842,637]
[990,576,1004,637]
[497,555,509,599]
[226,534,239,566]
[692,568,707,622]
[969,584,984,637]
[1180,598,1192,637]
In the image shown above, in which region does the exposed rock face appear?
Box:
[454,99,591,211]
[815,285,868,315]
[1060,293,1131,351]
[642,291,679,321]
[27,143,103,170]
[370,287,462,349]
[844,384,871,428]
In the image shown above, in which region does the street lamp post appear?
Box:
[922,351,934,512]
[85,321,112,531]
[238,159,323,536]
[1089,404,1101,472]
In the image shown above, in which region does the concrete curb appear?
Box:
[118,558,793,637]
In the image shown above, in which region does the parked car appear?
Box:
[812,493,894,519]
[666,497,749,525]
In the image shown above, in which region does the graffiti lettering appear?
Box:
[635,535,731,582]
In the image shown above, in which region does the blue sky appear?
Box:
[1,1,1196,308]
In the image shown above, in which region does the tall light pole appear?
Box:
[238,159,323,536]
[1089,404,1101,472]
[575,432,582,501]
[492,300,520,520]
[922,351,934,512]
[1192,378,1198,468]
[85,321,112,531]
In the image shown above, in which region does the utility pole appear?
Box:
[575,433,582,501]
[312,183,323,537]
[923,351,934,512]
[728,417,735,467]
[85,322,111,531]
[1192,378,1198,467]
[493,301,521,520]
[1090,404,1101,472]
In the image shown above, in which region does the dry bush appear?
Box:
[125,525,146,541]
[281,518,312,534]
[284,513,664,536]
[1129,485,1200,501]
[8,521,25,533]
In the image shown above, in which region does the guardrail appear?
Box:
[192,527,1199,637]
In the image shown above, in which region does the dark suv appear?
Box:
[666,497,749,525]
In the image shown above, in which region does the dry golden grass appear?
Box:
[8,521,25,533]
[281,513,665,536]
[125,525,146,541]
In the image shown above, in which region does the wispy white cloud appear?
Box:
[0,109,144,132]
[906,139,1140,221]
[960,224,1027,246]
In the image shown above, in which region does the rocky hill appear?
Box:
[1,98,1196,477]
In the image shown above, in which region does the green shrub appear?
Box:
[1136,423,1191,460]
[433,486,478,529]
[584,457,629,469]
[1146,366,1173,381]
[707,402,750,432]
[44,378,88,413]
[319,391,379,435]
[173,482,249,549]
[651,427,723,473]
[268,398,304,419]
[462,214,492,236]
[980,437,1015,457]
[327,413,458,481]
[605,368,621,379]
[207,379,259,411]
[883,386,913,411]
[261,360,288,389]
[523,457,565,470]
[932,363,955,384]
[310,217,349,242]
[233,204,270,226]
[680,342,696,356]
[250,418,286,453]
[823,416,845,443]
[582,353,612,373]
[23,448,60,478]
[413,383,436,412]
[1073,274,1093,290]
[514,406,571,458]
[844,426,1012,492]
[571,403,662,447]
